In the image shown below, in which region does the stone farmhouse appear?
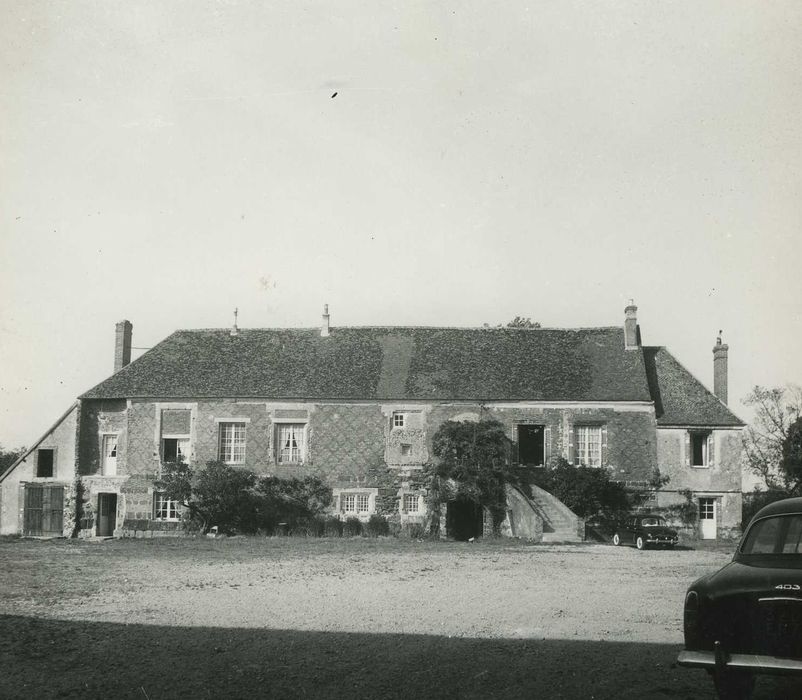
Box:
[0,304,744,541]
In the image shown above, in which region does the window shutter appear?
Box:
[601,425,608,467]
[568,425,575,465]
[707,432,715,468]
[544,427,552,465]
[684,431,691,468]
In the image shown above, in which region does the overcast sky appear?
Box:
[1,1,801,448]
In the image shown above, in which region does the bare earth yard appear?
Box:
[1,537,801,699]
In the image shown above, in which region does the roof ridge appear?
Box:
[176,325,624,332]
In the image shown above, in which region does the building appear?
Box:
[0,304,744,541]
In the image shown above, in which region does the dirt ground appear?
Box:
[1,537,801,699]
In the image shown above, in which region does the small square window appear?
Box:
[36,449,54,478]
[393,413,405,428]
[154,493,180,521]
[403,494,419,513]
[400,443,412,456]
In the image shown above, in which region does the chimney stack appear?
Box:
[624,301,640,349]
[713,331,729,404]
[321,304,330,337]
[114,320,133,372]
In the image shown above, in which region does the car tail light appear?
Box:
[684,591,700,646]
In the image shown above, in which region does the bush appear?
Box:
[365,514,389,537]
[531,458,629,520]
[401,522,427,539]
[322,516,343,537]
[343,517,362,537]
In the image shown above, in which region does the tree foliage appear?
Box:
[531,458,630,519]
[506,316,541,329]
[429,419,516,528]
[0,444,26,473]
[742,384,802,494]
[158,460,332,534]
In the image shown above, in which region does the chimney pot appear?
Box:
[713,331,729,404]
[624,303,640,349]
[321,304,330,337]
[114,320,133,372]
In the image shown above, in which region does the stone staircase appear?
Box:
[526,484,585,542]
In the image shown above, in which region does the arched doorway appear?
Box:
[446,499,484,541]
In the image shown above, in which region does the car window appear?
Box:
[641,517,662,527]
[741,514,802,555]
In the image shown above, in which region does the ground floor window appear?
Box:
[341,492,371,515]
[574,425,602,467]
[154,493,180,521]
[402,493,420,513]
[517,424,545,466]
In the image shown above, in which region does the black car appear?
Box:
[611,514,679,549]
[678,497,802,699]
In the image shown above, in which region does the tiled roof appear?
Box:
[80,326,653,402]
[642,346,743,427]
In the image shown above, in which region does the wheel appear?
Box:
[713,671,754,700]
[635,535,645,550]
[612,533,621,546]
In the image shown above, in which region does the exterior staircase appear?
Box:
[526,484,585,542]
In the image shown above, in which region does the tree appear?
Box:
[506,316,541,329]
[0,444,26,473]
[428,419,516,530]
[742,385,802,493]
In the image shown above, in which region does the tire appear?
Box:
[635,535,645,550]
[612,533,621,546]
[714,671,754,700]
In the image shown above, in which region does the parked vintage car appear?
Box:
[677,497,802,699]
[611,514,679,549]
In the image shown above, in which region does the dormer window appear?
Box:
[393,412,406,429]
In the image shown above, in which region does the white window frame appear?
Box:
[276,423,306,464]
[402,493,420,513]
[393,412,406,428]
[218,422,246,464]
[153,492,180,521]
[574,425,602,467]
[161,435,191,463]
[101,434,118,475]
[340,491,373,515]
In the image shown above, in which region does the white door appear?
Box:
[102,435,118,475]
[699,498,717,539]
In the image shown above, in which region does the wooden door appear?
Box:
[97,493,117,537]
[24,486,64,536]
[699,498,717,540]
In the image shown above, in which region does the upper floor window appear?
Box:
[690,431,711,467]
[162,437,190,463]
[517,424,545,466]
[36,448,54,478]
[393,412,406,428]
[575,425,602,467]
[101,434,118,475]
[277,423,305,463]
[218,422,246,464]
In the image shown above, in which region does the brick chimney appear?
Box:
[321,304,330,337]
[624,301,640,349]
[713,331,729,404]
[114,320,133,372]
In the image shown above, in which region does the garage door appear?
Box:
[24,485,65,536]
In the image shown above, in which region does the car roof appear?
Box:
[754,497,802,520]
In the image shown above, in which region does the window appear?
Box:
[517,424,545,466]
[162,437,190,463]
[403,493,419,513]
[699,498,715,520]
[277,423,305,463]
[400,443,412,457]
[36,449,54,478]
[153,493,180,521]
[218,423,246,464]
[101,434,118,475]
[690,431,710,467]
[393,412,406,428]
[342,492,370,514]
[574,426,602,467]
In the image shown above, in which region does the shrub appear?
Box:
[322,516,343,537]
[365,514,389,537]
[343,517,362,537]
[401,522,427,539]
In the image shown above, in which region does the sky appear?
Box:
[1,1,801,449]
